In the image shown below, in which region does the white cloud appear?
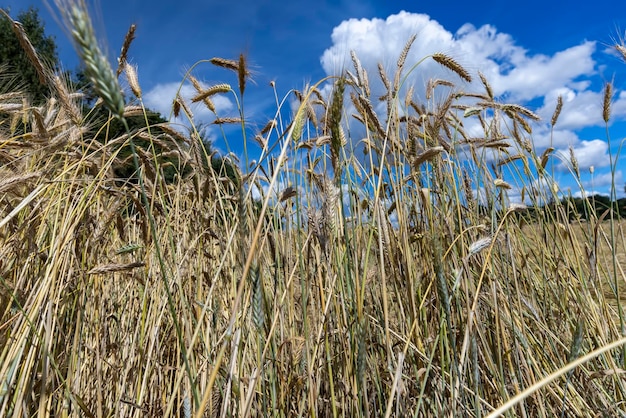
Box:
[590,170,623,188]
[319,11,626,202]
[321,12,599,103]
[489,42,596,102]
[538,89,604,129]
[319,11,626,133]
[557,139,610,172]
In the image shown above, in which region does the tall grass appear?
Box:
[1,6,626,417]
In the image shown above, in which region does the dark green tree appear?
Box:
[0,6,58,104]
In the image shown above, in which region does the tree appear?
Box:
[0,6,58,104]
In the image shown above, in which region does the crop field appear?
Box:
[1,3,626,417]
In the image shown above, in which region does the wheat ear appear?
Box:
[603,81,613,123]
[116,23,136,76]
[551,95,563,127]
[64,3,125,118]
[432,53,472,83]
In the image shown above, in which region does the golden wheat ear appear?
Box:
[603,81,613,123]
[116,23,136,76]
[432,53,472,83]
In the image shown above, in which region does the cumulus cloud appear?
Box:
[321,12,598,102]
[588,170,624,191]
[319,10,626,198]
[320,11,626,131]
[556,139,610,172]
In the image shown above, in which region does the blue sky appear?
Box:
[3,0,626,201]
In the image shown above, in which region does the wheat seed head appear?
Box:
[551,95,563,127]
[53,0,125,119]
[602,81,612,123]
[116,23,136,76]
[432,53,472,83]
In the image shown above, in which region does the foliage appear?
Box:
[0,6,58,104]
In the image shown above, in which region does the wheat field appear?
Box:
[1,3,626,417]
